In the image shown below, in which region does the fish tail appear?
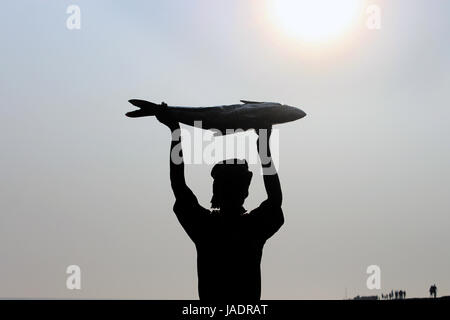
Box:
[126,99,161,117]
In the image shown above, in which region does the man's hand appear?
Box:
[156,102,179,131]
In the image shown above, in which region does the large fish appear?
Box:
[126,99,306,133]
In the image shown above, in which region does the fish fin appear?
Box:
[128,99,160,109]
[126,99,160,117]
[240,100,264,104]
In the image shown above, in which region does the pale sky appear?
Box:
[1,0,449,299]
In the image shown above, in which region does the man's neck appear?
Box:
[218,206,246,216]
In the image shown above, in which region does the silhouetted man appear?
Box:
[156,110,284,300]
[430,284,437,298]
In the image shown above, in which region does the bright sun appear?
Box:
[267,0,362,43]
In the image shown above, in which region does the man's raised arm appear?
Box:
[156,105,205,241]
[257,127,282,207]
[156,104,195,201]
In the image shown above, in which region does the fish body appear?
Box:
[126,99,306,133]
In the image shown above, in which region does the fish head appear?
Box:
[283,104,307,120]
[270,104,307,124]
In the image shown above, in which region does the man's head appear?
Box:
[210,159,252,211]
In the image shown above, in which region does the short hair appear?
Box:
[211,159,252,182]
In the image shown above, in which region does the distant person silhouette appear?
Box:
[156,109,284,300]
[430,284,437,298]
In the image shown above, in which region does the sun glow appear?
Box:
[267,0,363,43]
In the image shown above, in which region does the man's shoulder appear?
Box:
[248,200,283,215]
[173,198,212,216]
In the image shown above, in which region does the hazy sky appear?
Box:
[1,0,449,299]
